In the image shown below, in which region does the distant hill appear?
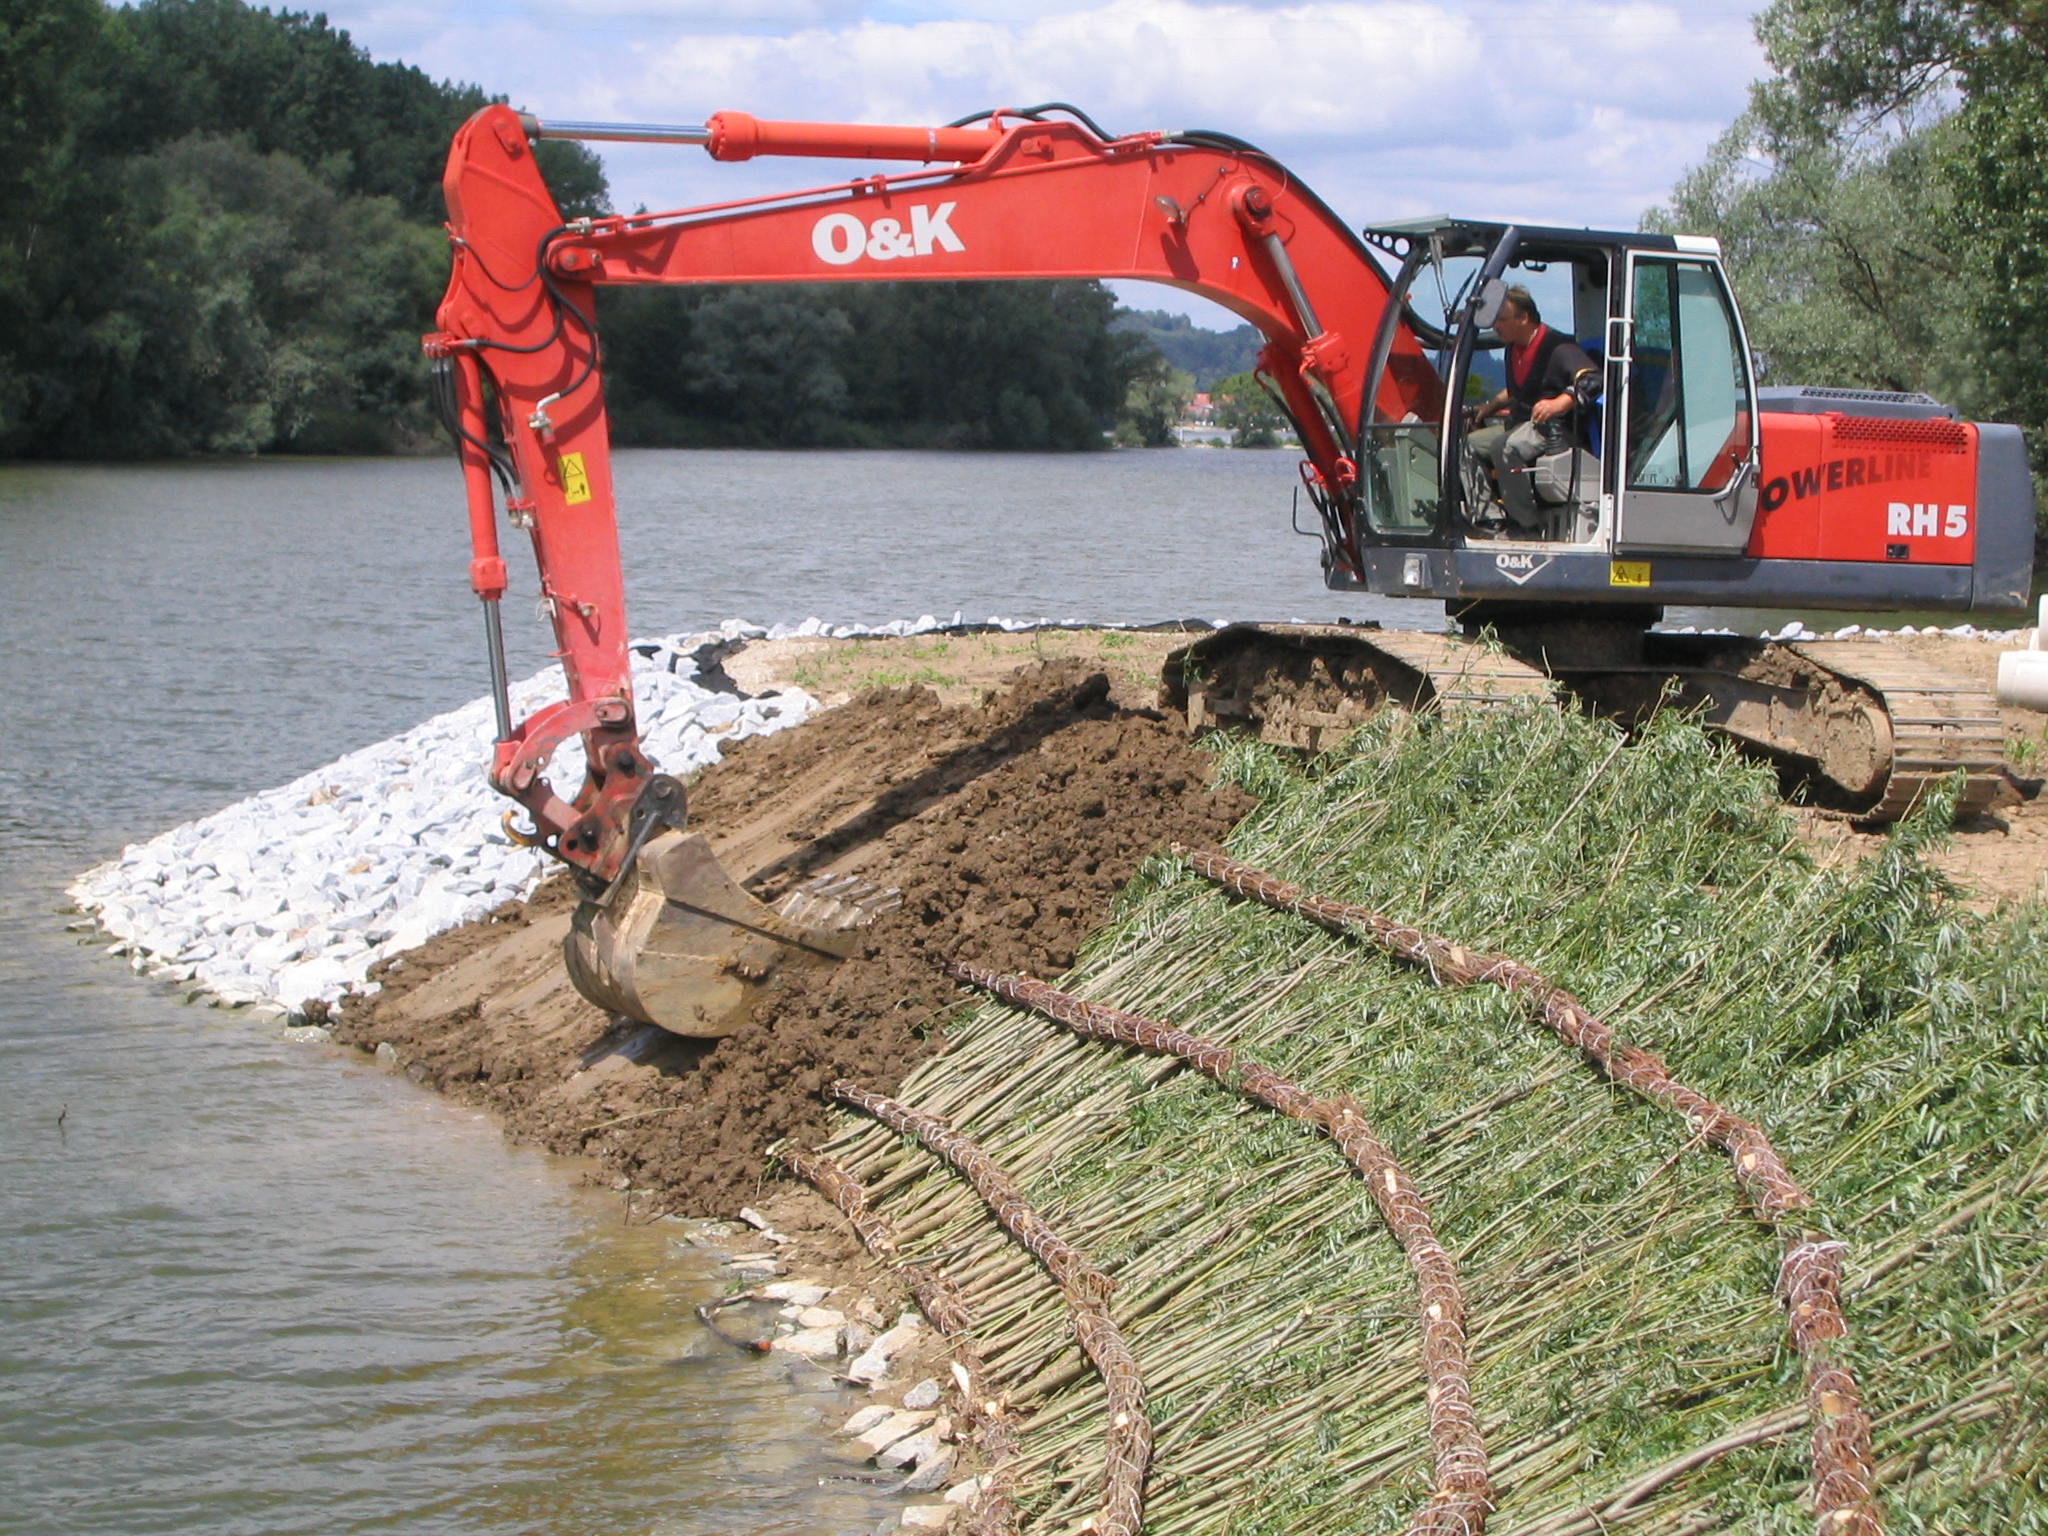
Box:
[1112,310,1262,391]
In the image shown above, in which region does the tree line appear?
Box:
[601,282,1146,451]
[0,0,1164,457]
[3,0,604,455]
[1111,310,1261,391]
[8,0,2042,479]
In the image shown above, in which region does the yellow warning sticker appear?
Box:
[559,451,591,505]
[1609,560,1651,588]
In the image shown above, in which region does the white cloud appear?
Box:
[604,0,1757,217]
[328,0,1765,316]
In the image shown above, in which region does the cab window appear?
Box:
[1627,260,1749,492]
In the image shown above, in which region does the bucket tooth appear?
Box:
[564,831,881,1036]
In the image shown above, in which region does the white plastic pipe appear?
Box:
[1996,596,2048,712]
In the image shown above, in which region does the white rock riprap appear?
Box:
[68,615,1011,1014]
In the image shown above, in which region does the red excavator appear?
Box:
[424,102,2036,1033]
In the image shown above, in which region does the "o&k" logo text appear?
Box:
[811,203,966,266]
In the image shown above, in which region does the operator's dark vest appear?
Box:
[1506,326,1579,422]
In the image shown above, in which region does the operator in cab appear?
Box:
[1465,286,1600,535]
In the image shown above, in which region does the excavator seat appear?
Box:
[1526,339,1605,542]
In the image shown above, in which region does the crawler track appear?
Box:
[1557,635,2007,822]
[1166,622,2008,823]
[1163,623,1554,752]
[1787,640,2007,820]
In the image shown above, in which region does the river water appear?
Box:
[0,447,1379,1535]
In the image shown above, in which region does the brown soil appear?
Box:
[333,658,1253,1215]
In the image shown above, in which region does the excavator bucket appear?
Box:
[563,831,897,1036]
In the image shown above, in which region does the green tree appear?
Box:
[1211,369,1286,448]
[0,0,110,210]
[33,134,445,455]
[599,280,1149,450]
[1113,354,1191,447]
[1663,0,2048,498]
[90,0,607,220]
[1744,0,2041,143]
[1947,57,2048,469]
[848,281,1141,449]
[0,0,118,444]
[1111,309,1261,390]
[0,0,608,458]
[1650,125,1974,400]
[602,285,855,447]
[1751,0,2046,454]
[2,0,1158,458]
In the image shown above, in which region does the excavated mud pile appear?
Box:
[334,661,1252,1214]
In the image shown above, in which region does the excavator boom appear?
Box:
[425,103,1455,1031]
[426,104,1442,894]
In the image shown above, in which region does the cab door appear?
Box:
[1612,253,1760,554]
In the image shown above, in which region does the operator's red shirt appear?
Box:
[1508,324,1548,390]
[1503,325,1598,425]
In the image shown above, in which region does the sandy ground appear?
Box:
[1801,631,2048,902]
[721,627,1195,711]
[331,628,2048,1233]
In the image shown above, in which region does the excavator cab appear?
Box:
[1347,218,1769,602]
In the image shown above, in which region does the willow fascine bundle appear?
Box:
[786,1148,1021,1536]
[1182,847,1882,1536]
[788,1145,900,1259]
[833,1081,1116,1301]
[945,960,1493,1536]
[831,1080,1152,1536]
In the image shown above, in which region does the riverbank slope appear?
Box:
[334,628,2047,1533]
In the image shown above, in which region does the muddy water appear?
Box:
[0,447,1370,1535]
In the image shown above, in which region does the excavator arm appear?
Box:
[424,103,1440,902]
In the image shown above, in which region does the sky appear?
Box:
[333,0,1769,324]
